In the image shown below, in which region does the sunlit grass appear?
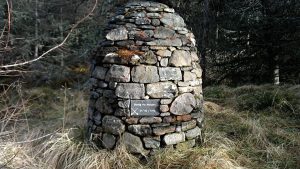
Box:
[0,85,299,168]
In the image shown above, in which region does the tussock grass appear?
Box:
[1,84,299,168]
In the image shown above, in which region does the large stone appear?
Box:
[170,93,196,115]
[147,39,182,47]
[146,82,178,98]
[161,13,186,28]
[163,132,185,145]
[102,116,125,135]
[159,67,182,81]
[115,83,145,99]
[92,67,108,80]
[154,27,175,39]
[123,132,147,154]
[105,65,130,82]
[185,126,201,139]
[102,133,116,149]
[131,65,159,83]
[143,137,161,149]
[106,26,128,41]
[95,97,114,114]
[147,13,161,18]
[169,50,192,67]
[128,125,152,136]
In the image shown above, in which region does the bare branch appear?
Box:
[0,0,98,70]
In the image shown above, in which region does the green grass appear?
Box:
[0,85,299,168]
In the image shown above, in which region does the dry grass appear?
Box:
[0,84,299,169]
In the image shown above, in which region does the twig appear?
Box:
[0,0,98,69]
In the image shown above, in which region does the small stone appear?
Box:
[123,132,147,154]
[160,99,173,105]
[115,83,145,99]
[108,81,118,89]
[116,40,135,48]
[98,81,108,88]
[164,8,175,13]
[159,67,182,81]
[160,105,169,112]
[140,51,157,64]
[128,125,152,136]
[176,126,182,132]
[102,133,116,149]
[163,116,176,123]
[92,67,108,80]
[178,30,189,35]
[160,112,171,117]
[95,97,113,114]
[196,116,204,128]
[151,19,160,26]
[154,27,176,39]
[176,139,195,149]
[156,50,172,57]
[184,71,197,82]
[140,117,162,124]
[151,123,170,127]
[105,65,130,82]
[153,125,176,135]
[185,126,201,139]
[191,68,202,78]
[160,58,168,67]
[138,25,156,30]
[161,13,185,28]
[163,132,185,145]
[182,120,197,131]
[114,108,130,117]
[146,7,162,12]
[178,87,196,93]
[93,112,102,125]
[135,18,151,25]
[170,93,196,115]
[131,65,159,83]
[103,90,116,98]
[125,117,139,124]
[143,137,161,149]
[147,13,161,18]
[102,52,128,64]
[118,100,130,108]
[102,116,125,135]
[128,11,146,18]
[169,50,192,67]
[106,26,128,41]
[191,52,199,62]
[177,115,192,121]
[146,82,178,99]
[147,39,182,47]
[150,46,168,50]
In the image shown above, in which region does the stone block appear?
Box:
[163,132,185,145]
[158,67,182,81]
[105,65,130,82]
[115,83,145,99]
[102,116,125,135]
[131,65,159,83]
[146,82,178,98]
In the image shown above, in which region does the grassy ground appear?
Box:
[0,84,299,169]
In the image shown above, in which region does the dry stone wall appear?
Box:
[88,1,204,155]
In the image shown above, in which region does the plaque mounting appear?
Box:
[130,99,160,116]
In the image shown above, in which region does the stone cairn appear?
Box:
[87,1,204,155]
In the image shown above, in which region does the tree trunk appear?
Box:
[34,0,39,58]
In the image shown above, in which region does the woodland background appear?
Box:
[1,0,299,86]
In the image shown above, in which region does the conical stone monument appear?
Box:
[87,1,204,155]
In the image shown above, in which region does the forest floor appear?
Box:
[0,84,299,169]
